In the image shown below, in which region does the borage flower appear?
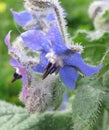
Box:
[10,58,28,102]
[21,24,102,89]
[4,31,34,103]
[4,31,65,112]
[4,31,28,85]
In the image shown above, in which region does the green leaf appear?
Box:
[102,91,109,111]
[73,30,109,65]
[72,78,103,130]
[0,101,73,130]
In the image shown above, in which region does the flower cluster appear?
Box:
[5,0,102,113]
[21,24,102,89]
[5,31,65,113]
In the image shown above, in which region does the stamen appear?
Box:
[42,62,57,79]
[45,62,52,71]
[11,72,22,83]
[49,66,57,74]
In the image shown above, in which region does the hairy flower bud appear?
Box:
[24,0,70,44]
[19,75,65,113]
[50,77,65,110]
[88,1,109,31]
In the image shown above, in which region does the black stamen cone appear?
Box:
[42,62,57,80]
[11,72,22,83]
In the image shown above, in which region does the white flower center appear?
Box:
[16,68,21,75]
[45,51,63,67]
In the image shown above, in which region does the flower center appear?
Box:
[45,51,63,67]
[11,72,22,83]
[42,52,63,79]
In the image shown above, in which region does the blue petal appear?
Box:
[21,30,51,52]
[60,92,68,110]
[32,52,48,73]
[32,64,45,73]
[46,13,56,21]
[46,24,68,55]
[10,58,20,68]
[22,73,28,85]
[64,53,102,76]
[4,31,13,50]
[11,10,32,27]
[59,66,78,89]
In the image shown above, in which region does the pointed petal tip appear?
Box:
[65,53,103,77]
[4,31,12,49]
[11,10,32,27]
[85,64,103,77]
[4,31,12,42]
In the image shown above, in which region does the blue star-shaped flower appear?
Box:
[21,24,102,89]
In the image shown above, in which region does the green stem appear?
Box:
[100,50,109,64]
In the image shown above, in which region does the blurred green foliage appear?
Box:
[0,0,23,105]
